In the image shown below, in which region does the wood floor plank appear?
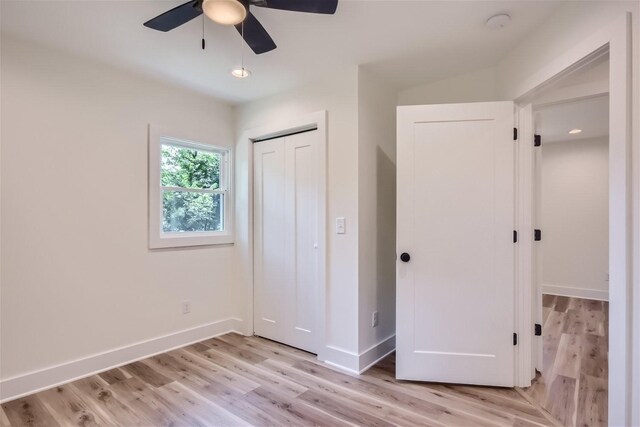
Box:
[542,294,556,309]
[0,407,11,427]
[243,386,350,426]
[259,358,446,426]
[584,310,606,336]
[184,344,309,399]
[362,367,540,425]
[214,392,289,426]
[553,296,570,313]
[97,367,130,385]
[68,376,148,426]
[544,375,577,426]
[243,335,318,363]
[432,384,551,424]
[37,384,109,427]
[200,337,267,364]
[155,381,247,426]
[579,334,608,379]
[542,310,566,372]
[562,309,587,335]
[108,377,187,426]
[121,360,172,388]
[144,349,258,395]
[575,374,607,427]
[296,389,393,427]
[171,348,260,393]
[1,395,60,427]
[552,333,582,379]
[523,296,608,427]
[290,359,504,426]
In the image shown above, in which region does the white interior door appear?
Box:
[253,130,319,354]
[396,102,516,387]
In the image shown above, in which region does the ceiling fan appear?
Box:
[144,0,339,54]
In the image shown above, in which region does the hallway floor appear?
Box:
[522,295,608,426]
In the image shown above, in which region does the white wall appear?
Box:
[234,67,361,365]
[0,37,239,395]
[357,68,397,363]
[397,66,500,106]
[541,137,609,300]
[497,2,639,102]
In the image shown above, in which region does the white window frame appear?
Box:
[149,125,234,248]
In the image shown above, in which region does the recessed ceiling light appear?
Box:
[485,14,511,29]
[569,129,583,134]
[231,67,251,79]
[202,0,247,26]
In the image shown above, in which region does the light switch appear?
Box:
[336,217,346,234]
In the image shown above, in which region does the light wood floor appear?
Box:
[2,333,559,427]
[522,295,608,427]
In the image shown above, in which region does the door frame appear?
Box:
[239,111,328,360]
[514,12,634,426]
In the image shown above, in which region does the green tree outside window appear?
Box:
[161,144,223,232]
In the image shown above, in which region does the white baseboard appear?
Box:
[543,284,609,301]
[321,335,396,374]
[357,335,396,373]
[0,317,243,403]
[322,345,359,373]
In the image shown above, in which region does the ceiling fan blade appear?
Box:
[255,0,338,14]
[144,1,202,32]
[235,12,277,54]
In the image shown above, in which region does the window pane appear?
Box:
[161,143,221,190]
[162,191,223,232]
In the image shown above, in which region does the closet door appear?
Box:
[253,131,319,353]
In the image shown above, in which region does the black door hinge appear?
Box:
[534,229,542,241]
[513,128,518,141]
[534,134,542,147]
[535,323,542,336]
[513,333,518,346]
[513,230,518,243]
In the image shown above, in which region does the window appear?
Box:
[149,127,233,248]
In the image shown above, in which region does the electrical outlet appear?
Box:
[372,311,379,327]
[182,300,191,314]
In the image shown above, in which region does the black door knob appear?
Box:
[400,252,411,262]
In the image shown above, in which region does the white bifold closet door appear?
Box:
[253,130,319,354]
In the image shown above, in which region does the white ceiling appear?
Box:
[535,95,609,143]
[0,0,560,104]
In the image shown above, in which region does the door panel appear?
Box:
[254,138,286,342]
[254,131,319,353]
[288,132,318,351]
[396,102,515,387]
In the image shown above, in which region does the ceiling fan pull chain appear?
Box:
[201,14,206,50]
[241,21,245,71]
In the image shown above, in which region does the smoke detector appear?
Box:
[486,14,511,29]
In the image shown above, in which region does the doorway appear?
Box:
[253,129,321,354]
[525,89,610,425]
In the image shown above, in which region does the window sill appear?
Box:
[149,233,234,249]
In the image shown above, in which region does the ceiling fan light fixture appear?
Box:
[231,67,251,78]
[202,0,247,26]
